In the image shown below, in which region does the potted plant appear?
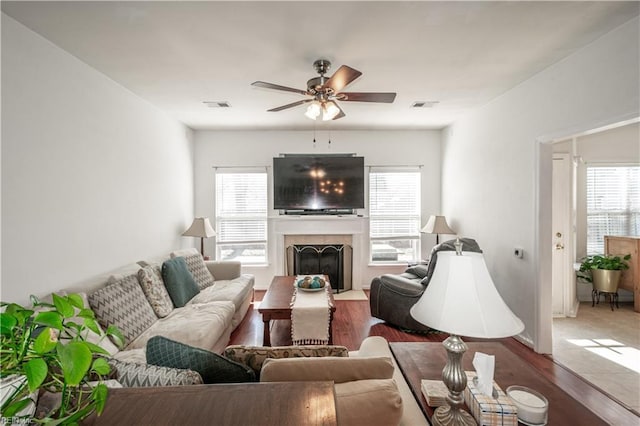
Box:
[1,293,123,424]
[578,254,631,293]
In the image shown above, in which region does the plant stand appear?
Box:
[591,289,619,311]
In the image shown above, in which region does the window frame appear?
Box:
[214,169,268,265]
[368,167,422,264]
[585,163,640,255]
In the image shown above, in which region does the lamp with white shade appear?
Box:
[410,240,524,426]
[421,215,454,244]
[182,217,216,259]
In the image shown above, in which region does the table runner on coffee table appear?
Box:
[290,276,331,345]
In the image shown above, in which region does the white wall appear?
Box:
[442,17,639,350]
[1,14,195,304]
[194,130,441,289]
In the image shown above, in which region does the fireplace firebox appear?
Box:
[287,244,352,292]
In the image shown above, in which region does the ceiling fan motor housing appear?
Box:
[308,59,333,96]
[307,76,332,96]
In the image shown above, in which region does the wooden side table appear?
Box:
[389,342,607,425]
[83,381,337,425]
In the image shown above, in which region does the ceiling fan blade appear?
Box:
[338,92,397,103]
[252,81,309,96]
[332,103,346,120]
[324,65,362,93]
[267,99,313,112]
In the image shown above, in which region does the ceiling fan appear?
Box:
[251,59,396,121]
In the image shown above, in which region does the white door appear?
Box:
[551,154,573,317]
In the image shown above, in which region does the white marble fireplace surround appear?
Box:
[273,216,366,290]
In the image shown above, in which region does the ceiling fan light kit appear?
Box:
[252,59,396,121]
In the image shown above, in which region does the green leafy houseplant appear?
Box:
[1,293,123,424]
[577,254,631,283]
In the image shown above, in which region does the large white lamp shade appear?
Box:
[410,251,524,337]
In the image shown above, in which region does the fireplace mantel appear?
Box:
[272,215,366,236]
[271,215,367,290]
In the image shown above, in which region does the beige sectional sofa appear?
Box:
[56,249,427,425]
[225,336,428,426]
[62,247,254,367]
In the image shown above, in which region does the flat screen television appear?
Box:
[273,155,365,213]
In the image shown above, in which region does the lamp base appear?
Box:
[434,334,475,426]
[433,404,475,426]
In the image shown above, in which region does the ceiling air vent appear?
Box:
[203,101,231,108]
[411,101,439,108]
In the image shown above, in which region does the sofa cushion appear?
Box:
[108,358,203,387]
[223,345,349,377]
[171,252,215,289]
[146,336,255,383]
[260,356,394,384]
[187,276,253,311]
[162,257,200,307]
[335,379,403,426]
[88,273,158,346]
[137,265,174,318]
[125,301,235,352]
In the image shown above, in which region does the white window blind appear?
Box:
[369,170,421,263]
[215,171,268,264]
[586,165,640,254]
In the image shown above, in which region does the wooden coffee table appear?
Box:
[258,275,336,346]
[390,341,607,425]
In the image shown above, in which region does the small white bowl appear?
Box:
[506,385,548,426]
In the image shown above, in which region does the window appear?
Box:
[586,165,640,254]
[215,170,268,264]
[369,169,421,263]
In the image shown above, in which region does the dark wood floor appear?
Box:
[230,291,639,425]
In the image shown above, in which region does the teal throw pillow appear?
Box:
[146,336,256,384]
[161,257,199,307]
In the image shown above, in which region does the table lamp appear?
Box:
[421,215,455,244]
[182,217,216,259]
[410,240,524,426]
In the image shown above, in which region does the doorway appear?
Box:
[541,118,640,411]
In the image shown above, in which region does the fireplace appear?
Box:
[287,244,352,292]
[284,234,353,292]
[276,218,364,290]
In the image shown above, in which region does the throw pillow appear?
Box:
[55,291,121,355]
[223,345,349,378]
[173,253,215,290]
[108,358,203,387]
[137,265,174,317]
[146,336,256,384]
[88,274,158,347]
[161,257,200,307]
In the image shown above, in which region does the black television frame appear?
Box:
[273,154,365,215]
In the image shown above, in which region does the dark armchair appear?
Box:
[369,238,482,332]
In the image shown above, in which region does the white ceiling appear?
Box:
[2,1,638,131]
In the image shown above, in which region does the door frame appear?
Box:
[535,114,639,354]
